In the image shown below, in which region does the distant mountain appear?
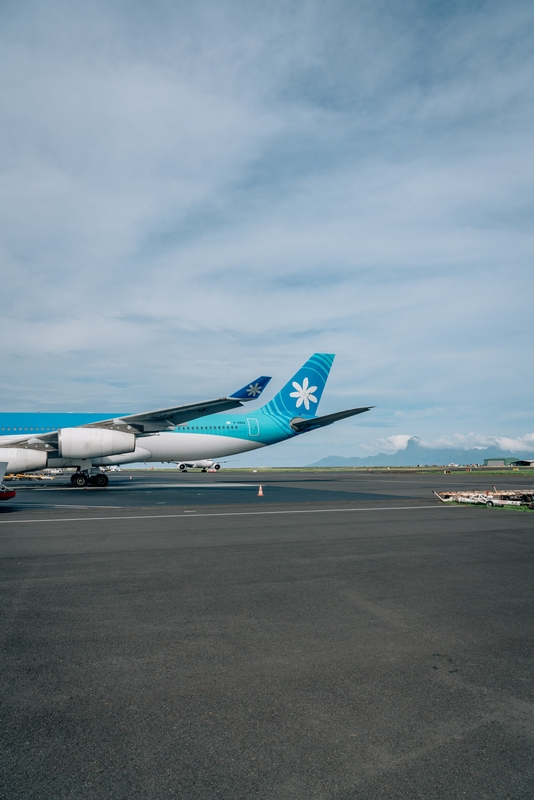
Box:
[308,438,527,467]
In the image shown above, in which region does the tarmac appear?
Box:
[1,470,533,799]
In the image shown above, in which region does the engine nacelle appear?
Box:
[58,428,136,460]
[0,448,48,474]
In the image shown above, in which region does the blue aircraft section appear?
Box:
[0,413,123,436]
[261,353,334,420]
[170,354,337,447]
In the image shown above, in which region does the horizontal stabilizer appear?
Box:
[290,406,373,432]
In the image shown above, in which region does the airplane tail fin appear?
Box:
[261,354,335,420]
[230,376,271,401]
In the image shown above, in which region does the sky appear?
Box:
[1,0,533,465]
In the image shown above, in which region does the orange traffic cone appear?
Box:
[258,484,264,497]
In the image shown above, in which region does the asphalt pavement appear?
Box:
[1,470,533,798]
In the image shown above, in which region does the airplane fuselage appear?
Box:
[0,354,370,484]
[0,408,295,468]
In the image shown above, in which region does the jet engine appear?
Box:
[0,448,48,474]
[58,428,136,460]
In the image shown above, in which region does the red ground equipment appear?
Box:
[0,462,16,501]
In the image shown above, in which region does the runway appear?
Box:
[1,470,533,798]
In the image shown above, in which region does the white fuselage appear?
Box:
[45,432,265,468]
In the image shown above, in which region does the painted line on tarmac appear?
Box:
[10,503,123,509]
[0,504,458,525]
[25,483,251,491]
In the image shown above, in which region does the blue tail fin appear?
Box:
[261,354,335,419]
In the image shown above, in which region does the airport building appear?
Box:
[483,457,534,467]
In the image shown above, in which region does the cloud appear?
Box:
[360,434,415,454]
[358,432,534,457]
[418,432,534,453]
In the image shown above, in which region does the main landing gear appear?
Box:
[70,472,109,488]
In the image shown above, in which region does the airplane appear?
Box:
[0,373,272,486]
[0,354,372,486]
[174,460,221,472]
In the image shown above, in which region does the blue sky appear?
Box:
[1,0,533,464]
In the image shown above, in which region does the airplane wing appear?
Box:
[85,375,272,433]
[1,376,273,449]
[0,432,58,452]
[290,406,373,432]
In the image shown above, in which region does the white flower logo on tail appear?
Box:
[289,377,318,411]
[246,382,262,397]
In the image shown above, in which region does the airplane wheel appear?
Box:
[94,474,109,487]
[71,473,87,488]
